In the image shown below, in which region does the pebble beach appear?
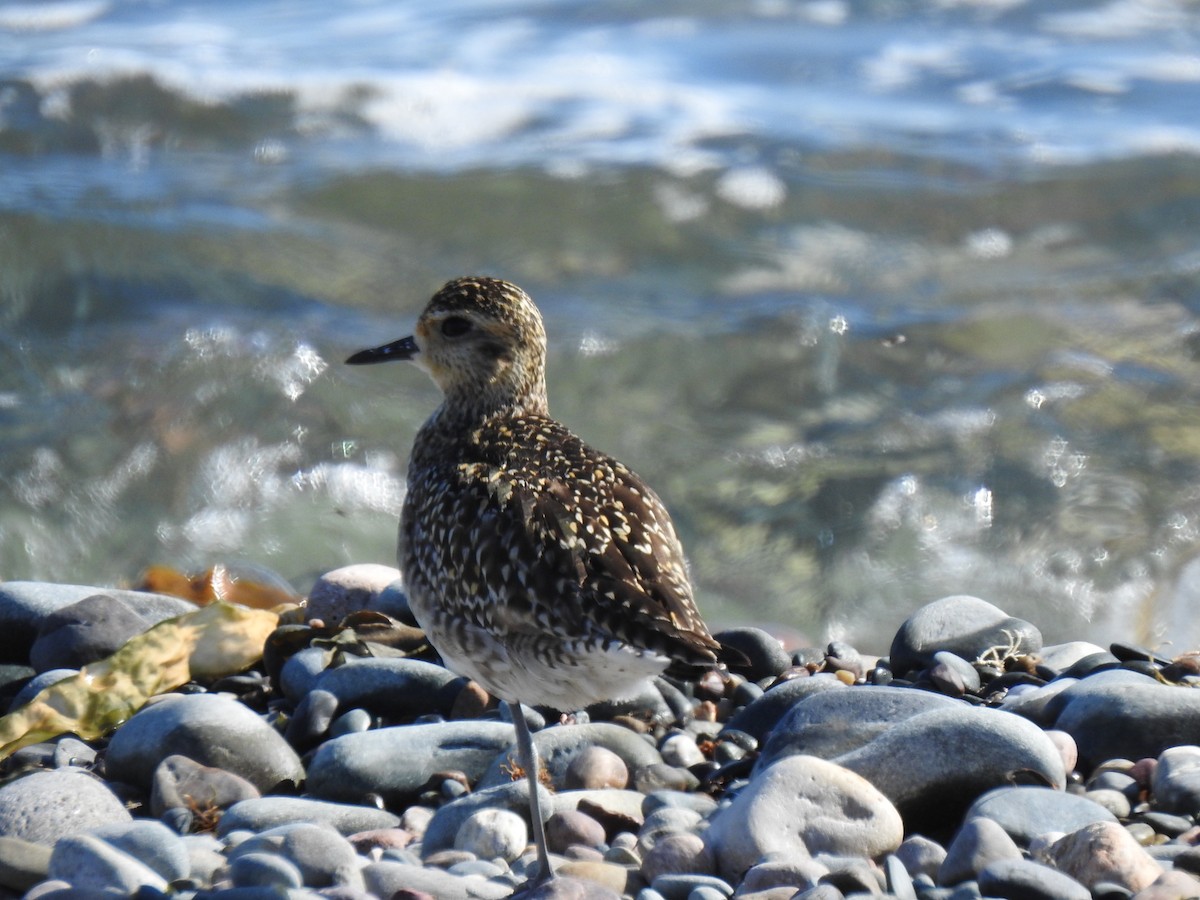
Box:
[1,567,1199,900]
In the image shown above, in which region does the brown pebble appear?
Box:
[423,848,475,868]
[547,809,608,853]
[1048,821,1162,892]
[556,861,636,896]
[450,680,493,719]
[347,827,414,852]
[565,746,629,791]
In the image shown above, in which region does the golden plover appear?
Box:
[347,276,719,885]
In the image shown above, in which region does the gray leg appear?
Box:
[509,700,553,884]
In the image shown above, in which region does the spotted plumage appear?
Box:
[349,276,718,711]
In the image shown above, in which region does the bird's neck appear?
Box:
[418,383,550,447]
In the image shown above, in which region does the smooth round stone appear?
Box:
[30,593,175,673]
[1054,681,1200,768]
[566,745,629,790]
[217,797,400,837]
[703,754,901,882]
[722,675,848,741]
[309,657,465,719]
[50,737,96,770]
[939,817,1021,886]
[308,721,515,804]
[643,790,718,817]
[285,687,341,747]
[588,680,675,725]
[547,809,607,853]
[660,734,705,769]
[888,595,1042,678]
[1046,821,1163,893]
[477,723,662,791]
[273,821,363,887]
[230,851,305,888]
[1085,789,1132,818]
[106,693,304,793]
[932,651,981,693]
[1132,870,1200,900]
[558,789,648,835]
[1044,729,1078,775]
[640,832,709,883]
[896,835,947,882]
[454,808,527,863]
[47,833,169,894]
[638,807,703,853]
[964,786,1117,846]
[0,836,51,893]
[84,820,189,883]
[713,627,791,681]
[8,668,77,712]
[1041,668,1158,721]
[634,763,699,794]
[330,707,373,738]
[756,685,961,769]
[279,646,332,703]
[306,564,402,623]
[368,859,513,900]
[0,582,193,666]
[1151,745,1200,814]
[0,770,131,845]
[977,858,1090,900]
[422,781,554,856]
[831,706,1066,834]
[999,678,1078,727]
[1062,651,1121,678]
[150,754,260,818]
[738,857,828,893]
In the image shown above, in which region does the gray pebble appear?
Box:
[217,797,400,837]
[229,850,305,888]
[722,675,847,741]
[47,833,169,894]
[150,754,260,818]
[279,646,332,703]
[546,809,607,853]
[889,595,1041,678]
[895,834,946,881]
[330,707,373,738]
[362,858,513,899]
[30,593,174,673]
[977,857,1090,900]
[307,721,515,804]
[106,693,304,793]
[1151,745,1200,814]
[423,780,554,856]
[640,832,709,883]
[931,651,982,693]
[0,770,131,844]
[651,872,734,899]
[0,835,52,892]
[310,656,465,720]
[277,821,363,887]
[756,685,960,769]
[939,817,1021,886]
[0,582,193,666]
[286,687,340,746]
[832,706,1066,835]
[1054,681,1200,768]
[964,786,1117,846]
[86,820,189,883]
[713,627,791,681]
[660,734,705,769]
[1037,642,1109,674]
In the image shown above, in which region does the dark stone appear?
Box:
[889,596,1041,679]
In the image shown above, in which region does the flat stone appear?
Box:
[939,817,1022,886]
[1054,681,1200,768]
[704,754,902,883]
[47,834,169,894]
[756,685,961,769]
[977,857,1090,900]
[889,595,1042,678]
[105,693,304,793]
[964,786,1117,847]
[217,797,400,837]
[362,859,513,899]
[1046,821,1163,893]
[274,821,363,888]
[477,722,661,790]
[0,582,193,666]
[229,851,304,888]
[547,809,607,854]
[86,820,189,883]
[307,721,515,804]
[722,675,848,742]
[0,770,131,845]
[895,834,947,882]
[831,705,1066,834]
[310,656,466,719]
[1037,642,1109,675]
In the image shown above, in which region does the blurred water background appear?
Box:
[3,0,1200,652]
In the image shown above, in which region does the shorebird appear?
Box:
[347,276,719,887]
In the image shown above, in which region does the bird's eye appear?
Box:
[441,316,472,338]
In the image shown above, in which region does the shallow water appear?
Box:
[3,0,1200,651]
